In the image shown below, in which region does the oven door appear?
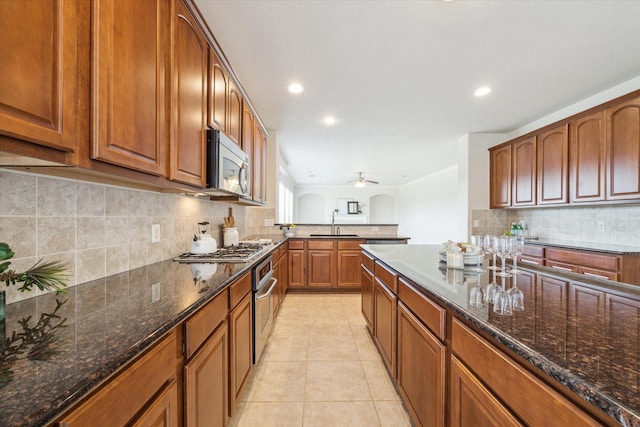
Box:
[254,276,277,363]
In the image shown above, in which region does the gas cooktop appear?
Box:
[174,240,272,263]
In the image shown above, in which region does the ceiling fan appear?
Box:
[350,172,379,187]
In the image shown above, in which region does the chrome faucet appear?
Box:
[336,226,341,236]
[331,210,336,235]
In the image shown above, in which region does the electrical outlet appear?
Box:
[473,220,479,227]
[371,226,379,232]
[151,224,160,243]
[596,221,606,232]
[151,282,160,303]
[263,218,275,227]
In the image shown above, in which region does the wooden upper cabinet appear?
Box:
[0,0,78,152]
[227,80,243,146]
[490,144,512,208]
[170,0,208,187]
[253,123,266,204]
[512,137,537,206]
[570,111,606,203]
[241,104,255,198]
[208,47,228,133]
[606,96,640,201]
[91,0,169,176]
[537,124,568,205]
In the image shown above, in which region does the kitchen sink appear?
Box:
[309,234,359,237]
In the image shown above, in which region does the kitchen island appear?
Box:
[360,244,640,427]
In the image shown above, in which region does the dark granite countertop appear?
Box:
[525,238,640,255]
[361,244,640,427]
[0,236,287,427]
[289,235,410,240]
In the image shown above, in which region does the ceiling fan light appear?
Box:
[355,180,366,188]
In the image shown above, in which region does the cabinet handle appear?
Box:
[583,272,610,280]
[551,265,572,272]
[520,259,540,265]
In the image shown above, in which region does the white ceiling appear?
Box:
[195,0,640,186]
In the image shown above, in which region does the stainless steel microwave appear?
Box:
[206,127,251,198]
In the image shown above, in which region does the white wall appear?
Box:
[397,166,461,244]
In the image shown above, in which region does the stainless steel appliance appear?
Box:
[175,240,272,263]
[252,255,277,363]
[206,127,251,197]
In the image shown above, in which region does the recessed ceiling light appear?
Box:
[474,86,492,97]
[323,116,336,126]
[288,82,304,94]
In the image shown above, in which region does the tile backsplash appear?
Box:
[472,205,640,246]
[0,169,276,304]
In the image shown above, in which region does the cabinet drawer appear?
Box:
[522,244,545,258]
[546,260,578,273]
[451,319,601,427]
[57,330,179,426]
[375,261,398,293]
[288,240,304,250]
[361,251,375,272]
[577,267,618,281]
[184,288,229,360]
[308,240,335,250]
[338,240,364,250]
[230,271,252,309]
[546,248,620,272]
[517,255,544,266]
[398,278,445,341]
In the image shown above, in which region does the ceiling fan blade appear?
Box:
[365,179,379,184]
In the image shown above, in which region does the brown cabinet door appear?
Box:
[374,278,397,377]
[227,80,242,146]
[91,0,169,176]
[184,322,229,427]
[489,145,512,208]
[537,124,568,205]
[208,47,227,132]
[361,266,374,333]
[170,0,207,187]
[288,250,306,288]
[131,380,179,427]
[0,0,78,152]
[449,356,523,427]
[229,293,252,416]
[307,249,335,287]
[241,104,254,198]
[397,303,445,427]
[512,137,537,206]
[337,250,362,288]
[606,96,640,200]
[253,123,266,204]
[570,111,606,202]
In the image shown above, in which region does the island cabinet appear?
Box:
[272,244,289,314]
[0,0,80,154]
[91,0,170,176]
[183,288,230,427]
[373,261,398,377]
[170,0,208,188]
[537,124,569,205]
[288,240,307,288]
[396,278,446,427]
[606,95,640,201]
[360,251,375,333]
[308,240,336,288]
[55,329,182,427]
[228,272,252,417]
[451,319,602,426]
[511,136,537,206]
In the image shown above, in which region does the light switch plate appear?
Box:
[263,218,275,227]
[597,221,606,232]
[151,224,160,243]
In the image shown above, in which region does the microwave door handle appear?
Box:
[239,163,249,194]
[256,278,278,300]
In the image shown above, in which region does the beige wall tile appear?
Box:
[106,244,129,276]
[77,217,106,250]
[77,182,105,216]
[77,248,106,284]
[105,187,129,216]
[105,216,128,246]
[0,171,36,215]
[37,217,75,255]
[37,177,76,216]
[0,216,37,257]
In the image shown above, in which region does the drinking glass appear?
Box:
[468,272,485,308]
[485,234,500,271]
[469,235,486,273]
[495,235,513,278]
[509,236,525,274]
[507,273,525,311]
[484,267,500,305]
[493,276,513,316]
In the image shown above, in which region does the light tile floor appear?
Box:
[229,294,413,427]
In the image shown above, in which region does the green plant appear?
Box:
[0,243,69,294]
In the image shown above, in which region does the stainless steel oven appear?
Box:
[252,255,277,363]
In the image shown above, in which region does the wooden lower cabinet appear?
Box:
[307,240,336,288]
[56,329,181,426]
[229,292,252,416]
[361,265,374,332]
[449,356,522,427]
[397,302,445,427]
[373,277,397,377]
[184,321,229,427]
[288,240,306,288]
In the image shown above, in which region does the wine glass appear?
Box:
[469,272,485,308]
[484,267,500,305]
[493,275,513,316]
[485,235,500,271]
[469,235,486,273]
[507,273,525,311]
[495,235,513,278]
[509,236,525,274]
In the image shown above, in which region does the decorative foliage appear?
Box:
[0,243,69,294]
